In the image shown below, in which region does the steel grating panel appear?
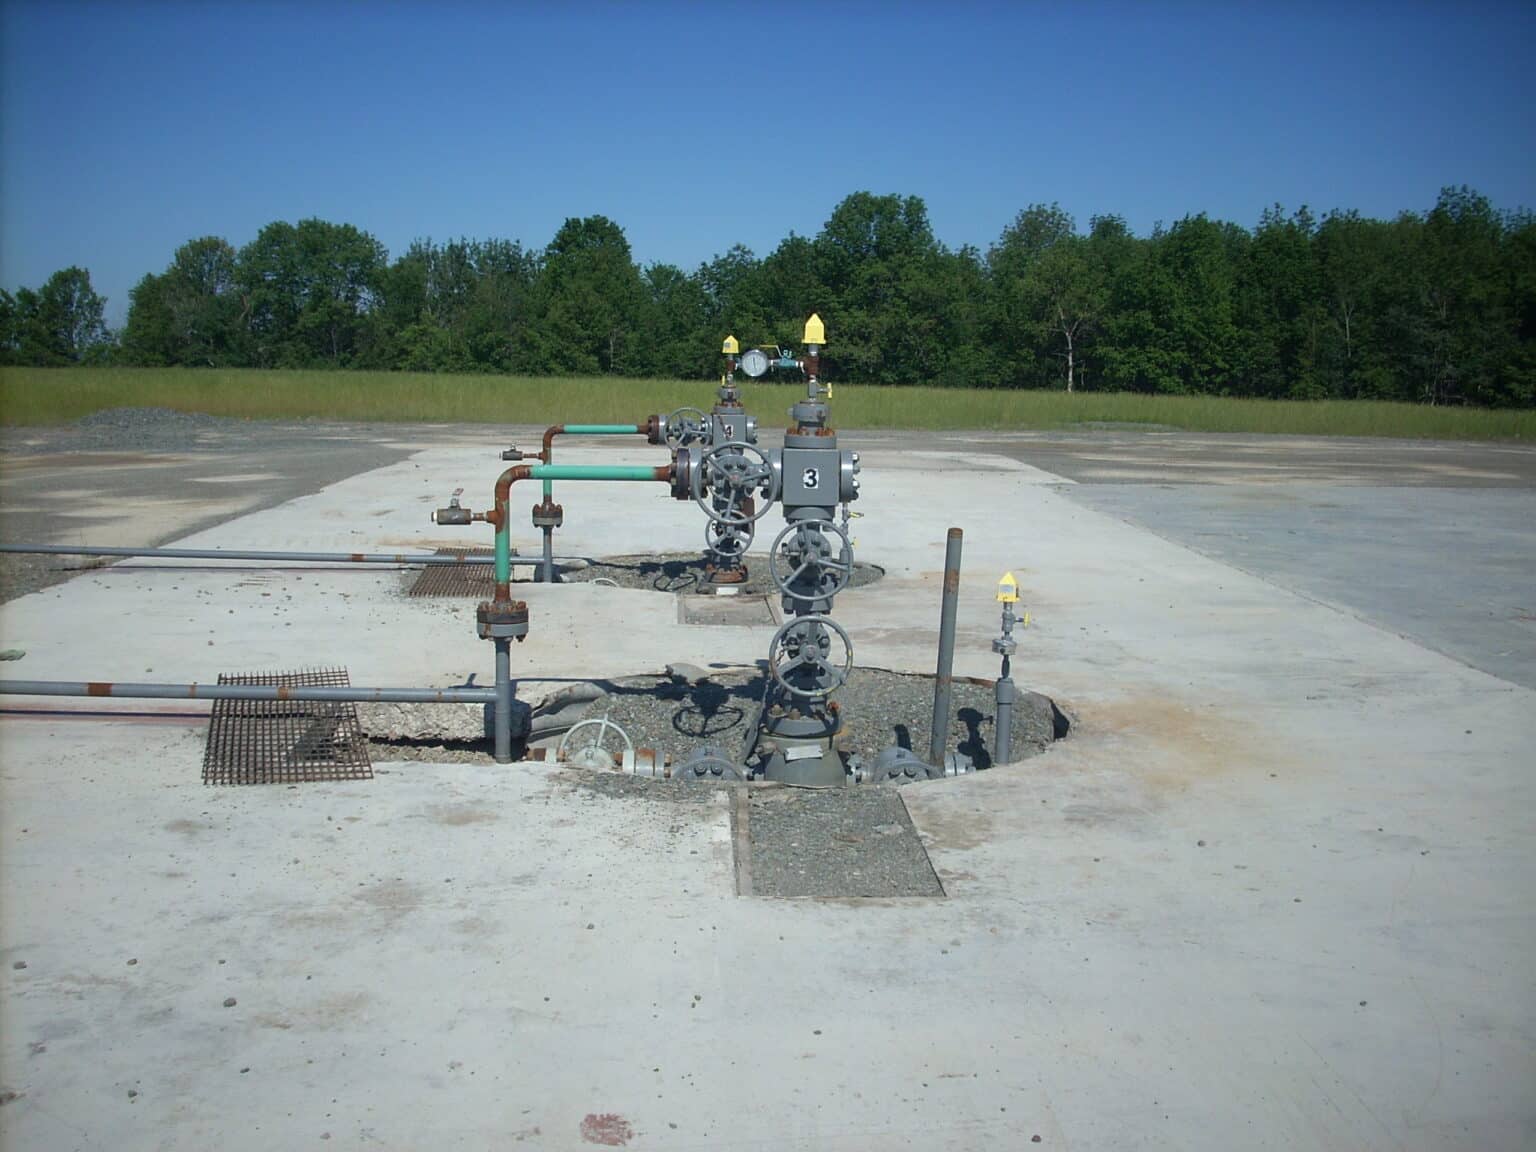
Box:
[202,668,372,785]
[407,549,497,598]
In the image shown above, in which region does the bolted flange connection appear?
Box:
[476,599,529,642]
[530,499,564,529]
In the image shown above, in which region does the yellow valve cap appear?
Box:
[997,571,1020,603]
[721,335,739,356]
[803,313,826,346]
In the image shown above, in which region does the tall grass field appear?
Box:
[2,366,1532,440]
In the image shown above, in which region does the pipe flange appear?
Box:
[476,599,529,641]
[868,745,940,783]
[531,500,564,529]
[673,747,745,783]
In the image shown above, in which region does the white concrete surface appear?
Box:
[2,435,1533,1150]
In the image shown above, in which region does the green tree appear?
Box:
[237,219,386,367]
[986,204,1078,389]
[522,216,645,374]
[5,268,111,365]
[1241,206,1324,398]
[815,192,941,383]
[122,237,242,366]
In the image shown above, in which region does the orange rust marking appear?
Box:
[86,682,112,697]
[275,685,292,700]
[350,553,366,562]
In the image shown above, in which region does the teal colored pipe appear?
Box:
[494,462,669,587]
[539,423,649,497]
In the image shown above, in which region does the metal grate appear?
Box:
[407,549,497,598]
[203,668,372,785]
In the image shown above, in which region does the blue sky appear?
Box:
[3,0,1533,324]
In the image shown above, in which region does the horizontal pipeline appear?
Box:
[0,680,497,704]
[0,544,585,567]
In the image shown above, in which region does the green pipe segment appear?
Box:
[497,463,668,585]
[543,424,644,496]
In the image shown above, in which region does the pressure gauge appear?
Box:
[740,347,770,378]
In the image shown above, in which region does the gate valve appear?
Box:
[501,447,528,461]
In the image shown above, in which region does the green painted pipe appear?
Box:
[542,424,647,497]
[533,464,663,481]
[495,463,669,586]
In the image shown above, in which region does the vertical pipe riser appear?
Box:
[494,639,513,763]
[994,666,1015,767]
[929,528,963,767]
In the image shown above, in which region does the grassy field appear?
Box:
[2,366,1533,440]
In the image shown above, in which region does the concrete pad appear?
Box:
[1060,483,1536,689]
[2,434,1533,1150]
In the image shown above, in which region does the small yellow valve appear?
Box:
[803,313,826,347]
[996,571,1020,603]
[721,335,739,356]
[1022,612,1031,627]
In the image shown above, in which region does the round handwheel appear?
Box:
[556,716,635,771]
[693,442,773,526]
[705,517,754,560]
[767,615,853,699]
[664,407,709,449]
[768,519,853,604]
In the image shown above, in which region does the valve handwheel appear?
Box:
[693,442,774,525]
[766,615,853,698]
[556,716,635,771]
[768,520,853,603]
[706,517,754,558]
[664,407,709,449]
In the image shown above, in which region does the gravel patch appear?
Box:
[560,552,884,596]
[2,407,270,454]
[748,787,944,898]
[364,666,1068,775]
[555,665,1067,776]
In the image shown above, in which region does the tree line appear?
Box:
[3,187,1532,406]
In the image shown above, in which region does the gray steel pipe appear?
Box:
[994,657,1015,766]
[0,680,496,704]
[929,527,963,767]
[493,639,514,763]
[0,544,583,567]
